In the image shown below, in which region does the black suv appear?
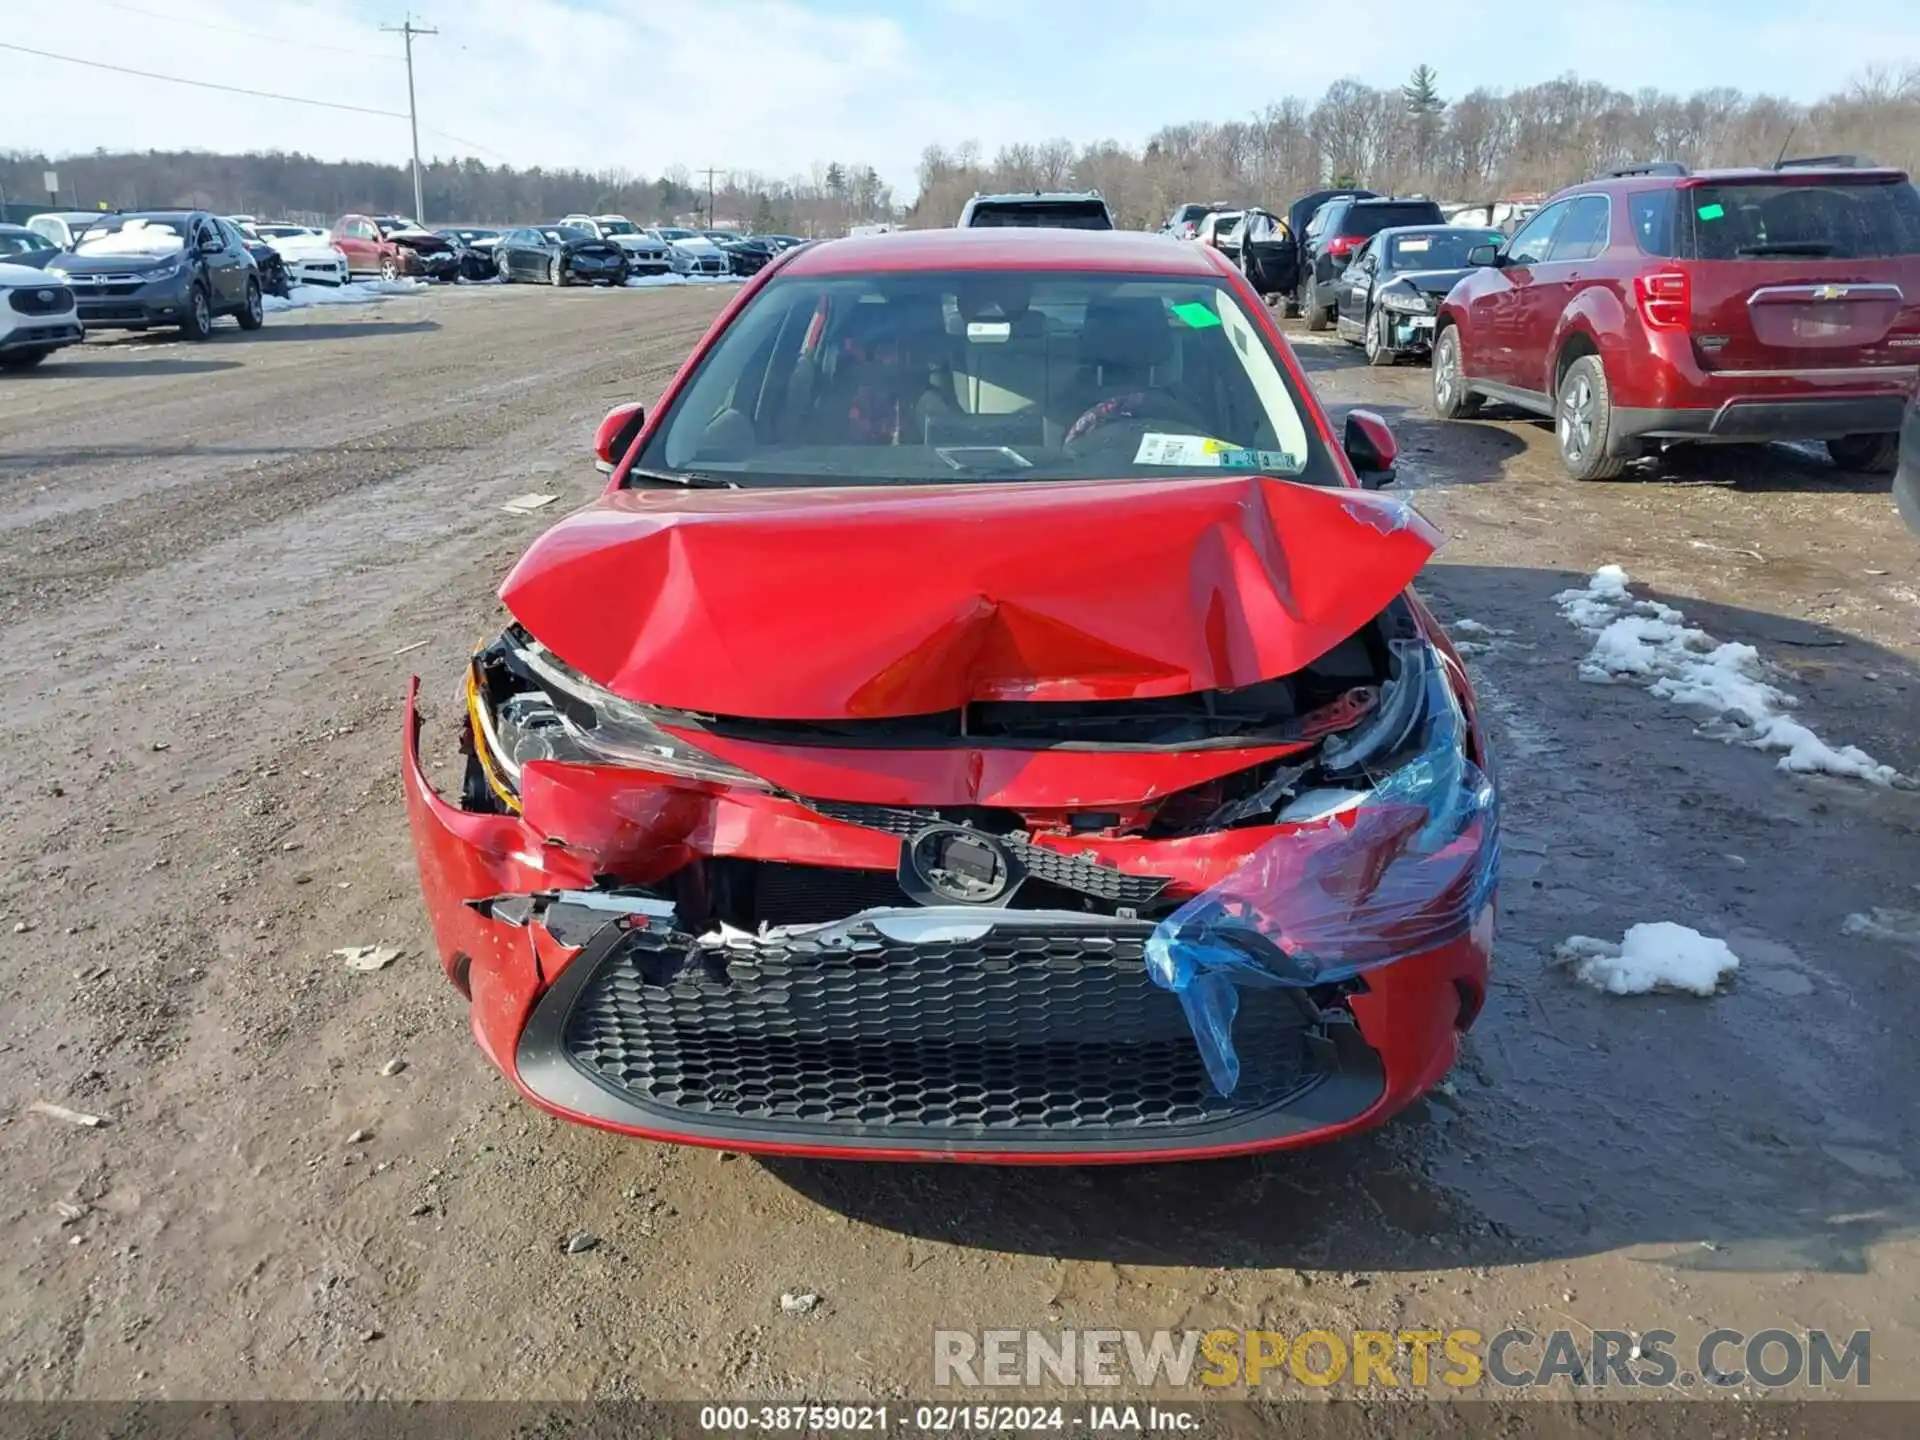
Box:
[45,212,263,339]
[957,192,1114,230]
[1300,196,1445,330]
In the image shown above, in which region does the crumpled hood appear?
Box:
[1388,267,1474,298]
[389,232,452,253]
[500,475,1438,721]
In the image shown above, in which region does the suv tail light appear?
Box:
[1634,270,1691,331]
[1327,235,1359,259]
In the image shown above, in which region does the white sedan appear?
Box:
[250,223,351,287]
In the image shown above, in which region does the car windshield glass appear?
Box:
[598,221,636,235]
[375,218,423,235]
[1343,204,1442,239]
[552,226,593,242]
[1386,230,1500,269]
[969,203,1110,229]
[0,232,51,255]
[656,228,695,240]
[637,269,1333,489]
[1681,179,1920,259]
[73,217,189,254]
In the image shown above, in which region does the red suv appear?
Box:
[1431,159,1920,479]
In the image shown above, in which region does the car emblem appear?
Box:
[1812,284,1849,300]
[37,290,54,303]
[900,824,1024,906]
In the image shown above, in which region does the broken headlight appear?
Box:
[467,630,770,805]
[1147,639,1497,1095]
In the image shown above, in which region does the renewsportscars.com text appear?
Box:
[933,1327,1871,1390]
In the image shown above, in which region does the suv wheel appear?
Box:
[236,278,264,331]
[1825,433,1898,474]
[179,285,213,342]
[379,256,399,282]
[1556,354,1627,481]
[549,256,568,287]
[1305,290,1330,332]
[1430,326,1481,419]
[1364,309,1396,367]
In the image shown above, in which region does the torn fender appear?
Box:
[500,474,1438,720]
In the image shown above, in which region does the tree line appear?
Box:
[4,65,1917,234]
[909,65,1920,226]
[0,150,892,236]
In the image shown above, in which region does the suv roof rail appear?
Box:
[1605,161,1690,179]
[1775,153,1876,170]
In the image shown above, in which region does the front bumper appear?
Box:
[403,683,1490,1163]
[0,318,82,353]
[287,257,348,286]
[66,275,192,328]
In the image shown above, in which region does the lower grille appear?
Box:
[547,918,1326,1140]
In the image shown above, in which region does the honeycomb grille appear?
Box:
[560,922,1321,1137]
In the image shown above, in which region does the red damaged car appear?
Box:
[405,228,1499,1163]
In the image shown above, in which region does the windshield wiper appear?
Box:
[1734,242,1836,257]
[623,465,737,490]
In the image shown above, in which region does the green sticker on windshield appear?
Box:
[1170,301,1221,329]
[1697,203,1726,221]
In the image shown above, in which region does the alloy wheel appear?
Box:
[1559,373,1595,464]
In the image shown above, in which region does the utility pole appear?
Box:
[699,167,721,228]
[381,16,438,226]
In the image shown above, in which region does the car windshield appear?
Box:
[1341,204,1442,239]
[1386,230,1501,269]
[655,228,696,240]
[375,218,422,235]
[1641,179,1920,260]
[0,232,52,255]
[73,217,190,254]
[542,228,590,244]
[597,221,637,235]
[968,202,1110,230]
[636,269,1333,488]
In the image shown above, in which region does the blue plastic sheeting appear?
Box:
[1145,648,1499,1096]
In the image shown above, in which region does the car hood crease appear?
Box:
[499,474,1439,721]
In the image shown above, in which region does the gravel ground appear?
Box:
[1,283,1915,1405]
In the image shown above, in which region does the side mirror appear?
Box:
[1467,243,1501,267]
[1343,409,1398,488]
[594,402,647,474]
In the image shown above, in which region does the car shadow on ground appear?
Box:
[1326,401,1527,490]
[244,319,442,341]
[763,563,1920,1279]
[17,356,244,378]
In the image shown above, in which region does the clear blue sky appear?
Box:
[6,0,1916,196]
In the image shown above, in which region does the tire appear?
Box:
[379,256,399,283]
[1556,354,1628,481]
[1305,291,1330,332]
[236,278,264,331]
[495,258,511,284]
[1825,433,1898,474]
[0,348,50,370]
[1364,308,1397,367]
[549,256,567,287]
[1430,325,1481,419]
[179,285,213,342]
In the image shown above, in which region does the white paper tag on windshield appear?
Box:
[1134,433,1230,466]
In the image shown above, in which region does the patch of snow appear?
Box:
[1841,908,1920,945]
[263,279,424,313]
[622,272,743,288]
[76,220,185,257]
[1553,566,1905,786]
[1555,923,1741,996]
[1451,618,1494,635]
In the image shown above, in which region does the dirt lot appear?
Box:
[1,284,1916,1405]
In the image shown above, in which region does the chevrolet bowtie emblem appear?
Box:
[1812,284,1849,300]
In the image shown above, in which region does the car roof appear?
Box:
[968,191,1105,205]
[782,227,1219,277]
[1558,165,1910,198]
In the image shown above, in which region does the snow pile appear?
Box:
[1554,566,1904,786]
[1555,923,1741,996]
[76,220,185,257]
[1842,908,1920,945]
[263,279,424,313]
[623,272,743,288]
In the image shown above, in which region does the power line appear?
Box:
[77,0,395,61]
[0,42,409,117]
